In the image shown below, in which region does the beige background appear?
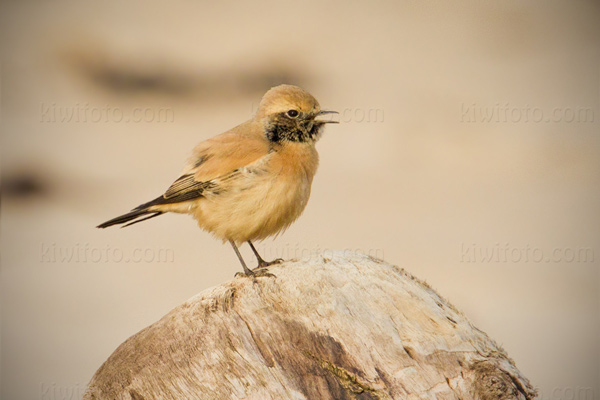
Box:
[1,1,598,399]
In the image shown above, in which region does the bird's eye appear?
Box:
[286,109,299,118]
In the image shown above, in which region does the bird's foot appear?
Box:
[256,258,284,269]
[235,268,276,278]
[253,268,277,278]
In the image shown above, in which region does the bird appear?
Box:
[97,84,338,276]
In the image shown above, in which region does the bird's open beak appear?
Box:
[313,110,339,124]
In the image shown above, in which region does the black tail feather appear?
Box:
[97,208,163,229]
[121,212,163,228]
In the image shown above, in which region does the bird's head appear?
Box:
[256,84,338,144]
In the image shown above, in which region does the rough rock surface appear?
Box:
[84,251,536,400]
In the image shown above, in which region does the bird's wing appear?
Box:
[150,124,270,207]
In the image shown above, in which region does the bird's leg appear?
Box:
[230,240,254,276]
[247,241,283,269]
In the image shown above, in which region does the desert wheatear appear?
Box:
[98,84,337,275]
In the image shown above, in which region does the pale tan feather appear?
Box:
[146,121,270,213]
[192,141,319,243]
[184,120,269,182]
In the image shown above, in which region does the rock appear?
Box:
[84,251,536,400]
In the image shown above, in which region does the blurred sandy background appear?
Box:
[1,1,599,399]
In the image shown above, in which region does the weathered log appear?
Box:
[84,251,536,400]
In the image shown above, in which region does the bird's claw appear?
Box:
[253,268,276,278]
[256,258,284,269]
[235,268,276,279]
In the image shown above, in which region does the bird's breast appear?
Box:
[269,141,319,182]
[194,142,319,242]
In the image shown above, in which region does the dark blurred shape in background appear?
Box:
[1,171,47,199]
[65,45,311,99]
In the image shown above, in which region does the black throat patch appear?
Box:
[266,113,322,143]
